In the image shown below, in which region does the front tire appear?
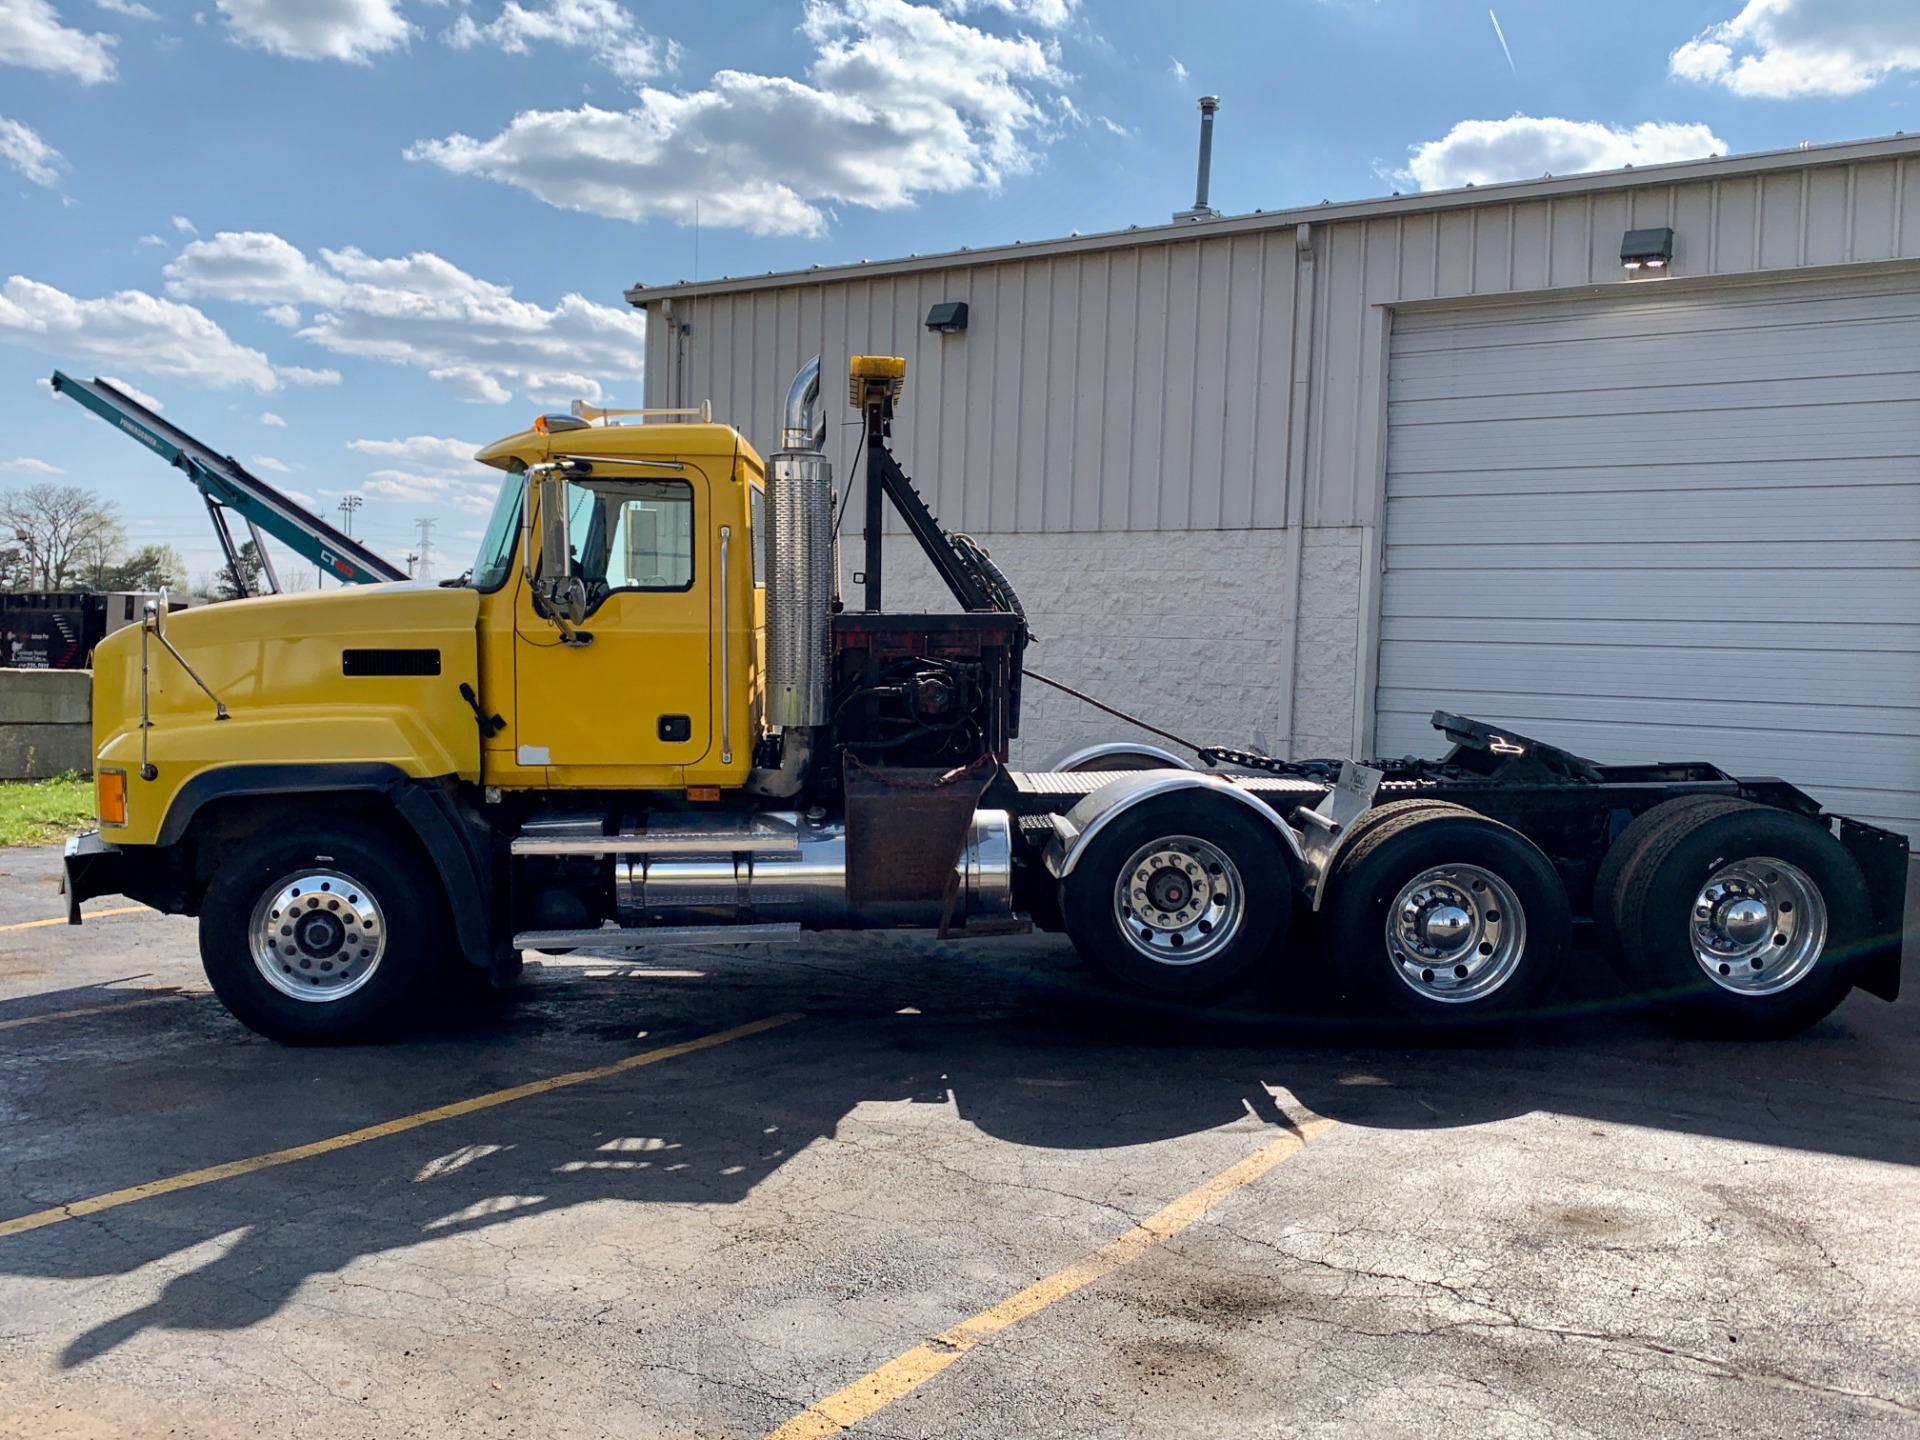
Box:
[199,818,447,1044]
[1322,803,1569,1029]
[1060,795,1293,1000]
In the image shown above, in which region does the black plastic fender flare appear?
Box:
[157,763,494,970]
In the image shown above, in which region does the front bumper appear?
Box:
[62,830,126,924]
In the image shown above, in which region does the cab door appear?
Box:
[513,465,712,774]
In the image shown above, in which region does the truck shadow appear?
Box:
[0,921,1913,1368]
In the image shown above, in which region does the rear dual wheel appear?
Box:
[1320,802,1568,1029]
[1595,797,1869,1039]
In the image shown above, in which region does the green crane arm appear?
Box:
[51,372,406,590]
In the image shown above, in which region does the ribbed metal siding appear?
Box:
[654,234,1302,536]
[1377,272,1920,837]
[647,155,1920,540]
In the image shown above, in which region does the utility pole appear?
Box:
[413,517,436,581]
[337,494,363,538]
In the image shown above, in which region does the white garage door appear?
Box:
[1378,274,1920,839]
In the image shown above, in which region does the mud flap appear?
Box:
[1838,817,1909,1002]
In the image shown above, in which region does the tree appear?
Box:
[213,541,267,600]
[0,483,125,591]
[91,543,187,592]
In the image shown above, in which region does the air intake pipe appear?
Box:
[747,356,836,797]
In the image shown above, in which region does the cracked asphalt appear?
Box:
[0,842,1916,1439]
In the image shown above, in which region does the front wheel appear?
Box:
[1321,803,1569,1030]
[1059,794,1293,1000]
[198,818,447,1044]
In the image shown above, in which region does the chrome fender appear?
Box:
[1042,741,1194,773]
[1042,771,1306,885]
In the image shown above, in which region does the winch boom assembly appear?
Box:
[60,356,1906,1045]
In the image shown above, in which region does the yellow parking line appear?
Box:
[0,1011,801,1240]
[0,995,186,1031]
[0,905,148,934]
[767,1116,1338,1440]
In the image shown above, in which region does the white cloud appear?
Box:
[263,303,301,326]
[0,0,115,83]
[445,0,675,83]
[171,214,197,235]
[166,230,646,404]
[260,410,286,426]
[351,437,498,513]
[349,435,485,468]
[1169,56,1187,82]
[411,0,1071,237]
[166,230,346,306]
[100,374,163,409]
[945,0,1075,25]
[0,278,282,390]
[279,364,341,385]
[0,114,64,186]
[1,456,63,474]
[250,454,291,472]
[95,0,159,17]
[137,233,167,246]
[1671,0,1920,98]
[1401,115,1726,191]
[217,0,412,62]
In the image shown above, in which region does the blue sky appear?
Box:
[1,0,1915,584]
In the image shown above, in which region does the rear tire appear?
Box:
[1322,803,1569,1030]
[198,818,448,1045]
[1592,795,1748,969]
[1601,799,1869,1039]
[1060,794,1292,1000]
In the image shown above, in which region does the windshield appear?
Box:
[468,468,524,591]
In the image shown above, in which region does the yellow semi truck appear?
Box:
[62,357,1906,1045]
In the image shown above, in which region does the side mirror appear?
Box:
[531,474,592,630]
[537,474,571,586]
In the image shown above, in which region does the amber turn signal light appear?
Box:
[98,769,128,827]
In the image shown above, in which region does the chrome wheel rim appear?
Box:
[1113,835,1243,967]
[248,870,386,1003]
[1691,856,1826,996]
[1384,864,1526,1005]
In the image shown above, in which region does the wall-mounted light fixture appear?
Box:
[1621,227,1675,274]
[925,301,969,333]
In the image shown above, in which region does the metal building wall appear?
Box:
[636,138,1920,761]
[647,232,1304,536]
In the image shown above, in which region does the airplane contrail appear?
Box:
[1489,9,1516,73]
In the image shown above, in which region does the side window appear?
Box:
[749,484,766,589]
[570,478,695,593]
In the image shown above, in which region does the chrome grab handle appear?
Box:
[719,525,732,766]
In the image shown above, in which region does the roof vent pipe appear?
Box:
[1175,96,1221,221]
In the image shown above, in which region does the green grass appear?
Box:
[0,773,95,847]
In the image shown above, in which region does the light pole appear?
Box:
[337,494,363,537]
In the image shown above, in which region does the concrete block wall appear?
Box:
[1291,528,1366,761]
[864,528,1369,767]
[0,669,92,779]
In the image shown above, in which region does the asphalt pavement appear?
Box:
[1,842,1915,1439]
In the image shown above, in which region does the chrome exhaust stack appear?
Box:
[748,356,836,796]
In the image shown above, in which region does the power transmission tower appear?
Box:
[413,517,436,581]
